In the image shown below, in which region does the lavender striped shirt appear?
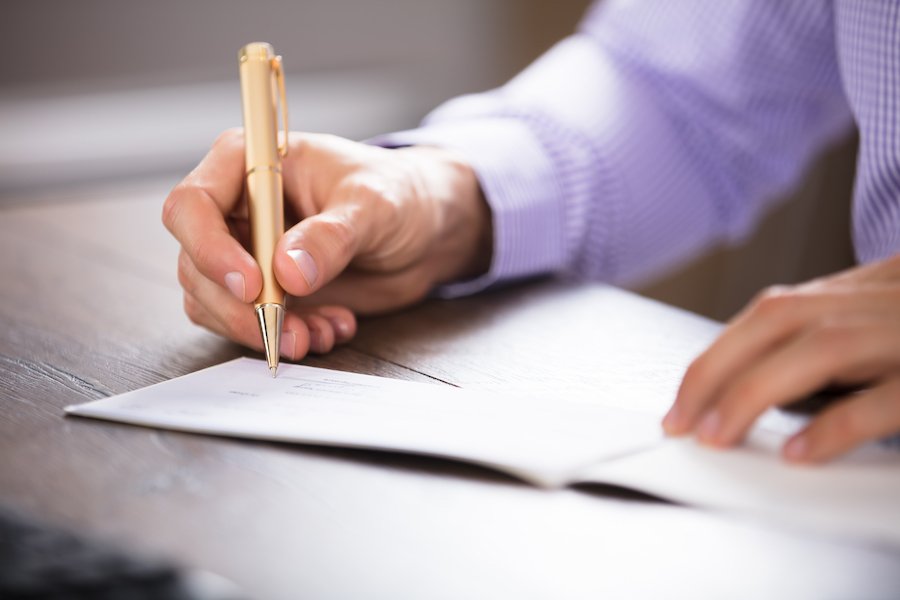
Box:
[376,0,899,294]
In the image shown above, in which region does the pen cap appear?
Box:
[238,42,285,169]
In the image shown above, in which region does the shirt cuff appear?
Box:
[368,118,567,297]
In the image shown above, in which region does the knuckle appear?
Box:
[682,358,710,388]
[308,132,345,153]
[345,176,401,214]
[176,252,196,294]
[183,294,203,326]
[759,284,792,300]
[749,285,799,320]
[189,236,216,273]
[213,127,243,149]
[317,217,357,258]
[684,356,706,381]
[161,185,187,231]
[285,130,305,151]
[372,189,403,222]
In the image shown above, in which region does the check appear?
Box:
[67,357,900,546]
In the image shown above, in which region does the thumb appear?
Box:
[273,203,371,297]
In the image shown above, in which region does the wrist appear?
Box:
[397,146,493,286]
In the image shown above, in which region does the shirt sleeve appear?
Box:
[371,0,854,295]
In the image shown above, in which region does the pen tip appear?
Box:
[270,366,277,378]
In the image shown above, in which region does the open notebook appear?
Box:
[66,357,900,546]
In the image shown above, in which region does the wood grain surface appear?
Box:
[1,178,898,600]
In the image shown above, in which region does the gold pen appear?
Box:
[238,42,288,377]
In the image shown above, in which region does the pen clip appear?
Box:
[272,55,289,158]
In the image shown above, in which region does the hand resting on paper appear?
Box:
[162,129,491,360]
[664,255,900,464]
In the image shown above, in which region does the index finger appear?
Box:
[162,129,262,301]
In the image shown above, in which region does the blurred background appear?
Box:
[0,0,856,320]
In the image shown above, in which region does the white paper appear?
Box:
[65,357,663,487]
[577,421,900,546]
[65,356,900,545]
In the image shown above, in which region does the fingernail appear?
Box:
[697,411,721,444]
[286,249,318,288]
[784,435,808,462]
[224,271,246,301]
[279,330,296,360]
[662,405,681,433]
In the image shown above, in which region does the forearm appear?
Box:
[375,0,853,292]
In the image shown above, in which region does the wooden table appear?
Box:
[2,178,899,599]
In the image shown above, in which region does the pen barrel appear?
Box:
[239,42,286,309]
[247,168,285,307]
